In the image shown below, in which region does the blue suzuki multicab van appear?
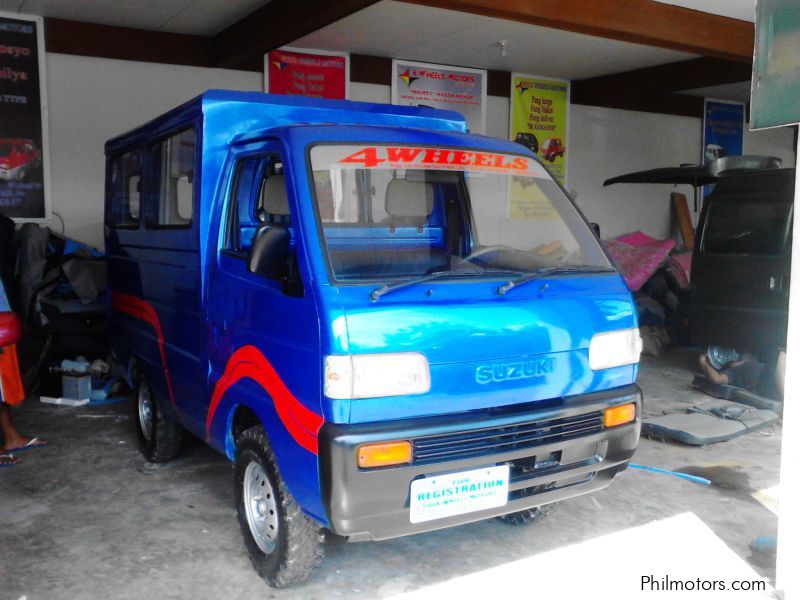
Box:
[105,90,641,587]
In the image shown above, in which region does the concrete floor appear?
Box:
[1,348,781,599]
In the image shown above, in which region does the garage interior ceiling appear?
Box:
[653,0,755,22]
[292,2,696,81]
[0,0,270,35]
[0,0,757,109]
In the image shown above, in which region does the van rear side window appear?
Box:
[153,128,195,227]
[703,198,791,255]
[108,150,141,227]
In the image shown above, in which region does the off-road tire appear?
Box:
[234,425,324,588]
[134,374,184,463]
[496,503,556,526]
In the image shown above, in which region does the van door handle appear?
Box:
[769,276,786,292]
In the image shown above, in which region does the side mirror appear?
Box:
[590,222,601,238]
[248,225,289,280]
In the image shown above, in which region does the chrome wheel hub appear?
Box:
[243,461,279,554]
[137,383,154,441]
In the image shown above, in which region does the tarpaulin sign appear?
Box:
[702,99,744,166]
[510,74,569,186]
[265,47,349,99]
[391,60,487,134]
[702,99,744,201]
[0,12,49,221]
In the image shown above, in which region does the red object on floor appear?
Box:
[0,312,22,347]
[0,342,25,405]
[0,313,25,405]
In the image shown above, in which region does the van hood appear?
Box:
[330,273,638,423]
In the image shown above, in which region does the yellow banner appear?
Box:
[510,75,569,186]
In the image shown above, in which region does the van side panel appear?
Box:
[106,112,209,439]
[107,242,206,433]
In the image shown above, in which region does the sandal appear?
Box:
[0,453,18,468]
[6,437,48,453]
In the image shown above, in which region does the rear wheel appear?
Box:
[496,503,555,526]
[134,374,184,463]
[234,425,323,587]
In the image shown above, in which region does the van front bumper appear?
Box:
[319,384,641,541]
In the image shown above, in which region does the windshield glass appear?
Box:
[309,144,609,283]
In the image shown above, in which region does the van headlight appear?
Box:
[589,328,642,370]
[324,353,431,399]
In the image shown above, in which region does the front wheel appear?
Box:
[234,426,323,588]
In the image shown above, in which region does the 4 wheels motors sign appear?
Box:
[0,12,49,221]
[392,59,487,134]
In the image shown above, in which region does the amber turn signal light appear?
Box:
[357,441,412,468]
[603,403,636,428]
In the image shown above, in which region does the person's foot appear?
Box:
[2,436,48,453]
[699,354,730,385]
[0,452,18,467]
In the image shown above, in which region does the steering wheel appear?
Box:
[457,244,518,265]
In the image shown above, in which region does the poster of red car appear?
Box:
[0,12,50,221]
[541,138,566,162]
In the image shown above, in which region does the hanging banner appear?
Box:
[510,74,569,186]
[264,47,349,99]
[0,12,49,222]
[391,60,486,134]
[702,99,745,166]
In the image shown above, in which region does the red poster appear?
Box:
[266,49,347,99]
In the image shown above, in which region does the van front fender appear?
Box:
[208,370,327,526]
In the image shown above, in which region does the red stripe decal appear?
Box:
[207,345,323,455]
[110,292,175,406]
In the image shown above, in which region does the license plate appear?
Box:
[409,465,510,523]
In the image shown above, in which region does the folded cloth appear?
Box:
[605,232,676,292]
[0,343,25,405]
[662,251,692,290]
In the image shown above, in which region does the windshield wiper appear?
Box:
[370,266,522,302]
[496,265,614,296]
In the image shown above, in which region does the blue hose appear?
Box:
[629,463,712,486]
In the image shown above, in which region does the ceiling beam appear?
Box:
[401,0,754,62]
[586,93,706,118]
[44,18,212,68]
[572,57,752,106]
[211,0,381,70]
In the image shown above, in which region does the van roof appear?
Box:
[106,89,469,154]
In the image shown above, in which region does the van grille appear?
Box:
[412,411,603,465]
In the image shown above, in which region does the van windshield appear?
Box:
[309,144,610,283]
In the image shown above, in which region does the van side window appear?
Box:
[226,155,289,253]
[108,150,141,227]
[153,128,195,227]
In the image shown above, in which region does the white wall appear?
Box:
[45,53,262,248]
[744,125,796,166]
[43,57,796,248]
